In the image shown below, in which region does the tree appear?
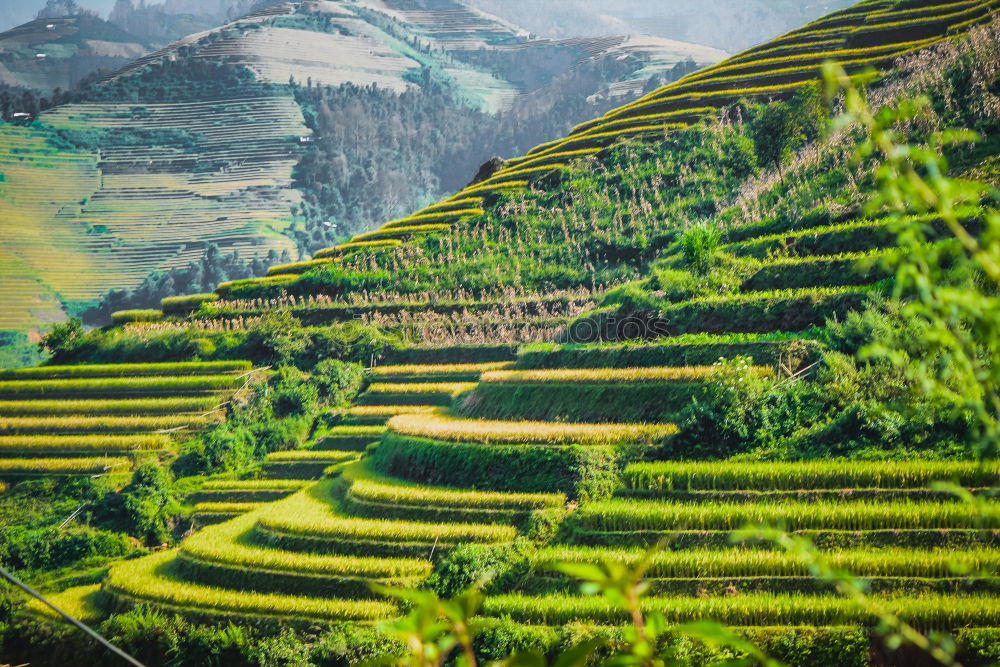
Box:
[751,83,827,182]
[751,100,795,182]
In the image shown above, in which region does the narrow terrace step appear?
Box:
[368,362,514,383]
[176,513,430,599]
[341,405,440,426]
[251,480,517,559]
[457,366,771,423]
[518,546,1000,596]
[333,460,565,524]
[0,456,133,477]
[311,426,385,451]
[357,383,476,407]
[186,479,307,504]
[104,551,397,623]
[192,502,264,525]
[263,450,358,480]
[515,334,820,369]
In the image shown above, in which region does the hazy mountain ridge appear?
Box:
[0,11,151,92]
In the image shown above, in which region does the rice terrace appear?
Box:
[0,0,999,665]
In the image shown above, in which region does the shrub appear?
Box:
[269,367,319,419]
[244,310,308,366]
[426,540,532,598]
[312,359,364,407]
[680,222,723,275]
[94,463,178,546]
[663,356,825,459]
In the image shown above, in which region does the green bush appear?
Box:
[312,360,365,407]
[426,540,533,598]
[662,356,826,460]
[680,222,722,275]
[93,463,178,546]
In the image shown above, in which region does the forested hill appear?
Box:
[0,0,725,353]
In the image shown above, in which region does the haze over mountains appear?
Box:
[4,0,861,50]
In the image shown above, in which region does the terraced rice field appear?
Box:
[0,96,303,330]
[50,344,999,635]
[37,0,1000,643]
[0,361,249,478]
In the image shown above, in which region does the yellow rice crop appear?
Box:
[351,224,450,242]
[534,546,1000,579]
[182,513,431,578]
[0,414,214,434]
[201,479,308,491]
[388,411,678,446]
[346,405,440,417]
[266,259,331,276]
[369,363,514,377]
[27,585,106,624]
[481,592,1000,627]
[194,502,263,514]
[0,457,132,474]
[257,481,516,543]
[365,382,477,396]
[341,462,565,511]
[266,451,358,463]
[0,434,172,453]
[0,397,220,416]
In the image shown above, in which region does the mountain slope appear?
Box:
[0,0,725,340]
[216,0,998,302]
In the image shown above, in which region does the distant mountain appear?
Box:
[464,0,858,52]
[0,11,151,92]
[106,0,284,44]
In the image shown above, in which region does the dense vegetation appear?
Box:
[3,2,1000,666]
